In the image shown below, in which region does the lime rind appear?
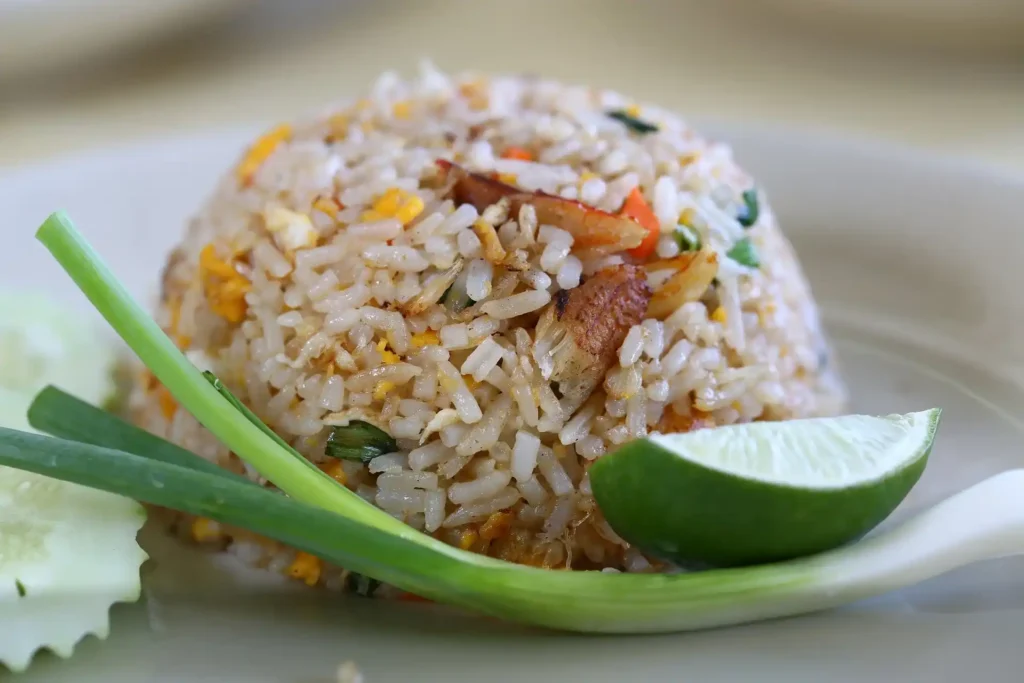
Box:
[647,409,940,490]
[592,410,940,566]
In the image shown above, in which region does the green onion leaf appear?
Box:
[325,421,397,463]
[606,110,659,135]
[0,423,829,633]
[737,188,760,228]
[345,572,382,598]
[442,272,474,313]
[201,371,311,464]
[727,237,760,268]
[28,385,251,483]
[0,426,472,603]
[673,224,701,252]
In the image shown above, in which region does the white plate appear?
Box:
[3,125,1024,680]
[0,0,248,79]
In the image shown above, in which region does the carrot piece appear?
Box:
[621,188,660,260]
[501,146,533,161]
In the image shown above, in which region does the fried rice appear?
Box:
[129,64,846,595]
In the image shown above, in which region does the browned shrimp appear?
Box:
[436,160,648,254]
[534,264,652,414]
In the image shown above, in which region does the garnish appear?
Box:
[325,421,397,463]
[0,293,146,672]
[441,273,474,313]
[346,572,382,598]
[726,237,760,268]
[28,385,251,483]
[673,224,701,252]
[737,188,760,228]
[590,410,939,566]
[10,211,974,637]
[201,371,310,464]
[606,110,659,135]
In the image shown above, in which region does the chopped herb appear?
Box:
[727,238,760,268]
[346,571,381,598]
[737,188,760,228]
[606,110,659,135]
[325,421,397,463]
[15,579,26,598]
[442,275,474,313]
[673,224,701,252]
[554,289,570,319]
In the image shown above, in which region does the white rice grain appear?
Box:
[480,289,551,320]
[456,394,512,456]
[408,440,453,470]
[511,430,541,481]
[443,486,520,527]
[516,476,549,505]
[618,325,644,367]
[424,490,447,532]
[368,452,406,473]
[465,258,493,301]
[537,448,574,496]
[362,245,430,272]
[447,470,512,505]
[439,323,470,349]
[436,360,482,423]
[555,255,583,289]
[460,337,504,382]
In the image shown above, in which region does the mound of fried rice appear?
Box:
[130,65,846,594]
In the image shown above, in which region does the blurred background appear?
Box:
[1,0,1022,170]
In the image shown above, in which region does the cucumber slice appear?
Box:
[590,410,940,567]
[0,293,120,407]
[0,293,146,672]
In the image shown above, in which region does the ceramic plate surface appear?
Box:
[3,124,1024,681]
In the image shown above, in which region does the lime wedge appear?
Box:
[590,410,940,567]
[0,292,146,672]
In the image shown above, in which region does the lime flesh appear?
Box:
[589,410,941,567]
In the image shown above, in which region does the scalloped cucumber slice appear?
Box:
[0,293,120,405]
[0,293,146,672]
[0,467,147,671]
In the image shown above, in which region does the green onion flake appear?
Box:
[606,110,659,135]
[737,188,760,228]
[727,237,760,269]
[346,572,382,598]
[326,421,397,463]
[673,224,702,252]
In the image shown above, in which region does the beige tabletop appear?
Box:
[1,0,1022,172]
